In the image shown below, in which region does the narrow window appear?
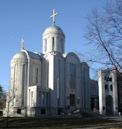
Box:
[110,85,113,91]
[31,91,33,106]
[109,77,112,81]
[34,68,38,84]
[41,108,46,114]
[35,68,38,84]
[105,84,108,91]
[70,94,75,106]
[39,91,41,106]
[29,89,30,106]
[105,76,109,81]
[12,64,17,106]
[44,39,47,51]
[22,64,25,106]
[103,107,105,110]
[61,39,63,51]
[17,109,21,114]
[69,63,76,88]
[46,93,49,106]
[52,37,54,51]
[46,61,49,88]
[57,59,60,99]
[14,64,16,88]
[42,92,45,105]
[31,91,33,98]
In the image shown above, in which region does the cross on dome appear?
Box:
[50,9,58,25]
[20,38,24,50]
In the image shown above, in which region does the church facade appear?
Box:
[4,10,90,117]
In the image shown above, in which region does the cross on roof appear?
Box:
[50,9,58,25]
[20,38,24,50]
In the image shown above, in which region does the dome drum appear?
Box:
[42,25,65,54]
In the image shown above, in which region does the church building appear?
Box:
[98,68,122,115]
[4,10,90,117]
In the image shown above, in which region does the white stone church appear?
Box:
[4,10,90,117]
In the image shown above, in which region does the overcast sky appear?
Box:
[0,0,107,90]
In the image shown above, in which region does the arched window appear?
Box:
[35,68,38,84]
[33,67,38,84]
[105,84,108,91]
[52,37,55,51]
[69,63,76,88]
[44,39,47,51]
[61,39,63,51]
[57,59,60,99]
[22,64,25,106]
[106,95,113,115]
[22,64,25,86]
[110,84,113,91]
[46,61,49,88]
[13,64,17,88]
[31,91,34,107]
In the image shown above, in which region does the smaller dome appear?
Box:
[43,25,65,36]
[12,51,27,60]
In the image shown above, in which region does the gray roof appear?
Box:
[26,50,42,60]
[13,51,27,60]
[43,25,65,36]
[12,50,42,60]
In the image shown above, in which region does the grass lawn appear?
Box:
[0,116,118,129]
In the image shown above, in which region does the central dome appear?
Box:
[43,25,65,36]
[42,25,65,54]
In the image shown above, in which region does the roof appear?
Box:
[43,25,65,36]
[13,51,27,60]
[26,50,42,60]
[12,50,42,60]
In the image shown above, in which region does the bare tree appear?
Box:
[85,0,122,71]
[4,88,16,127]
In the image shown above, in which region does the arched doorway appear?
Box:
[106,95,113,115]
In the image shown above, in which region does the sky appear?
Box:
[0,0,107,90]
